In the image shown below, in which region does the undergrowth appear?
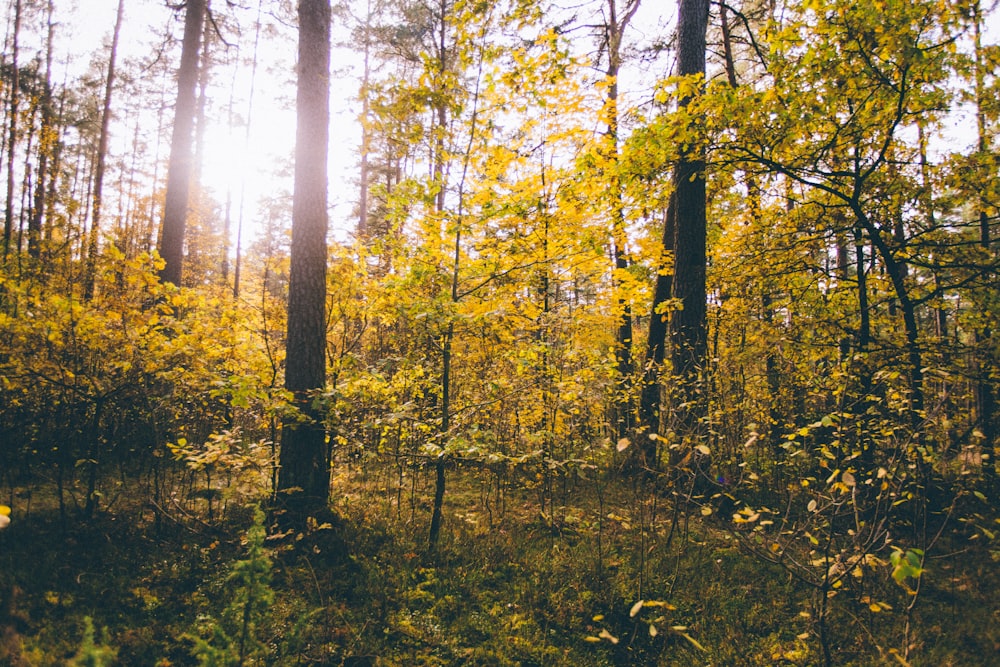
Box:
[0,464,997,665]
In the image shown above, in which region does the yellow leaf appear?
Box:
[679,631,706,652]
[630,600,644,617]
[0,505,10,516]
[616,438,630,452]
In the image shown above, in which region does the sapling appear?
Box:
[190,506,274,666]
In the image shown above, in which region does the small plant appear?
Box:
[189,506,274,666]
[70,616,117,667]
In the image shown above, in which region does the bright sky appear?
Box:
[61,0,362,245]
[29,0,999,249]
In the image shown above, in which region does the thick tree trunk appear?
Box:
[278,0,332,512]
[668,0,710,450]
[157,0,207,286]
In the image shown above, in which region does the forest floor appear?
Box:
[0,462,998,666]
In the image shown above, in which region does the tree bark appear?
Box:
[668,0,710,445]
[278,0,332,512]
[157,0,207,286]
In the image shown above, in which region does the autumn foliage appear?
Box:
[0,0,998,664]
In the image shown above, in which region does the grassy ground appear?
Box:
[0,462,997,665]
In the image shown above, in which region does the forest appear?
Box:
[0,0,998,664]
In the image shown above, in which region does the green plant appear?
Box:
[70,617,117,667]
[189,506,274,666]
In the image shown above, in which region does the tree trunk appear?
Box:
[157,0,207,286]
[83,0,125,300]
[427,0,452,549]
[278,0,332,513]
[604,0,641,443]
[972,0,996,475]
[638,196,674,466]
[28,0,56,260]
[4,0,22,260]
[357,0,373,239]
[855,208,924,433]
[668,0,710,449]
[233,0,263,299]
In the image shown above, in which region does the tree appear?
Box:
[3,0,22,260]
[27,0,55,260]
[83,0,125,300]
[968,0,997,475]
[668,0,709,427]
[638,0,709,467]
[157,0,208,286]
[602,0,641,443]
[277,0,332,513]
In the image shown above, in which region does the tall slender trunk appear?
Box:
[604,0,640,443]
[4,0,22,259]
[855,207,923,432]
[189,11,213,281]
[84,0,125,300]
[972,0,995,473]
[427,0,452,549]
[428,7,489,547]
[43,85,66,253]
[234,0,263,299]
[638,196,674,465]
[28,0,56,260]
[358,0,373,239]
